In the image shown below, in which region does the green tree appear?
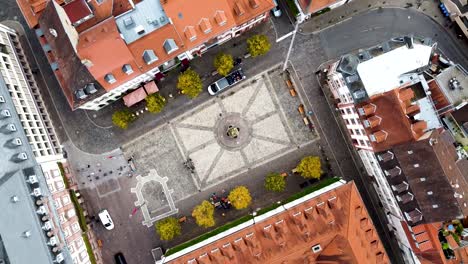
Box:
[177,69,203,99]
[112,109,135,129]
[145,93,166,113]
[214,53,234,76]
[264,173,286,192]
[192,200,215,228]
[155,217,181,241]
[247,35,271,57]
[295,156,322,179]
[228,186,252,210]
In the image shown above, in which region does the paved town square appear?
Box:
[123,66,317,226]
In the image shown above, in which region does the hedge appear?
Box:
[57,162,70,189]
[82,234,97,264]
[70,190,88,232]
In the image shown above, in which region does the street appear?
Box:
[1,0,468,263]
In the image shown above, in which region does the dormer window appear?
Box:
[104,74,116,84]
[163,39,179,54]
[143,50,158,65]
[199,18,212,34]
[122,64,133,75]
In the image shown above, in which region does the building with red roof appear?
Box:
[158,181,391,264]
[18,0,275,110]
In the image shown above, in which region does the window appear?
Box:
[75,238,83,247]
[312,244,322,253]
[47,183,55,192]
[68,244,75,254]
[359,140,365,146]
[64,228,71,237]
[59,213,66,224]
[62,195,71,205]
[55,181,65,190]
[432,204,439,208]
[346,108,352,114]
[413,164,419,168]
[407,150,413,154]
[71,223,80,233]
[54,198,62,209]
[345,119,350,125]
[44,171,50,179]
[427,191,433,195]
[51,169,60,178]
[350,119,356,125]
[420,177,426,182]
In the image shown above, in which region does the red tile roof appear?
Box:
[77,18,141,91]
[166,182,390,264]
[358,88,426,152]
[62,0,92,25]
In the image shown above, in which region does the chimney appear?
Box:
[399,88,414,102]
[370,130,388,143]
[358,103,376,116]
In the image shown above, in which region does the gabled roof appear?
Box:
[164,182,390,264]
[77,18,141,91]
[358,88,424,152]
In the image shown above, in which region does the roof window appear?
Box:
[0,95,4,103]
[311,244,322,253]
[122,64,133,75]
[184,26,197,41]
[163,39,179,54]
[199,18,212,34]
[234,2,245,16]
[135,25,145,35]
[104,74,116,84]
[143,50,158,65]
[214,11,227,26]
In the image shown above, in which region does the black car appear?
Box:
[114,252,127,264]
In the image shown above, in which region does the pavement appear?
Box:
[1,0,467,263]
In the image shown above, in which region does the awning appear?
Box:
[123,87,147,107]
[143,81,159,95]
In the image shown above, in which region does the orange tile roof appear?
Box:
[162,0,236,51]
[166,182,390,264]
[309,0,341,13]
[77,18,141,91]
[15,0,63,28]
[127,24,183,73]
[74,0,134,32]
[226,0,275,26]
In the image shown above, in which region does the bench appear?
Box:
[178,216,187,223]
[289,88,297,97]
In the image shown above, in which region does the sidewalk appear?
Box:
[300,0,451,34]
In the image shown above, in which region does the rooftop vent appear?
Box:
[104,74,116,84]
[48,236,58,246]
[54,253,65,263]
[75,89,87,100]
[134,25,145,35]
[163,39,179,54]
[85,83,97,94]
[122,64,133,75]
[2,123,17,133]
[143,50,158,65]
[22,230,32,238]
[42,221,53,231]
[10,195,19,203]
[13,152,28,162]
[0,109,11,118]
[0,95,4,103]
[26,175,38,184]
[353,90,367,100]
[31,188,42,197]
[311,244,322,253]
[37,206,47,215]
[123,17,135,28]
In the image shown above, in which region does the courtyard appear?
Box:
[122,65,318,227]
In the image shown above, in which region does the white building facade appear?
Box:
[0,23,91,264]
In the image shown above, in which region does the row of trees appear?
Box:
[155,156,322,241]
[155,186,252,240]
[112,34,271,129]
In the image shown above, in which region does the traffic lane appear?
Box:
[319,8,468,68]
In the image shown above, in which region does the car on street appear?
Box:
[114,252,127,264]
[208,68,246,95]
[98,209,114,230]
[271,0,282,17]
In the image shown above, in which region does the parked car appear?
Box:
[114,252,127,264]
[271,0,282,17]
[208,68,246,95]
[98,209,114,230]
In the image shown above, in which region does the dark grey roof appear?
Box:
[0,75,65,263]
[378,137,463,226]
